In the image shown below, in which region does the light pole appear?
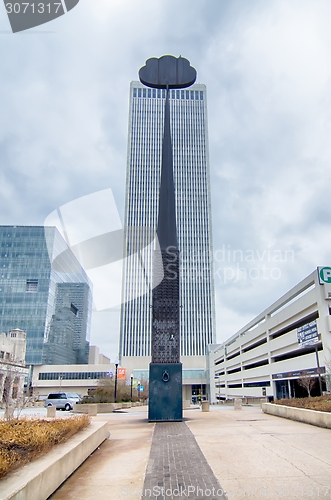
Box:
[315,345,323,395]
[216,376,220,404]
[130,373,133,402]
[114,362,119,403]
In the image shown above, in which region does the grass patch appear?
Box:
[0,415,90,479]
[274,395,331,413]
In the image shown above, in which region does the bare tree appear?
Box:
[86,376,149,403]
[298,371,316,398]
[2,362,29,421]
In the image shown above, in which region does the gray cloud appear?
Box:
[0,0,331,356]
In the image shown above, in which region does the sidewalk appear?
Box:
[49,405,331,500]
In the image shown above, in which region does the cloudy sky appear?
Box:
[1,0,331,360]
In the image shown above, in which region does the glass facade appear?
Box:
[0,226,92,365]
[38,371,111,381]
[120,82,216,359]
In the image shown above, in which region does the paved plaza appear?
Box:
[43,405,331,500]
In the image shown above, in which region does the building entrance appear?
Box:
[275,380,289,400]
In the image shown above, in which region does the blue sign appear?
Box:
[139,385,144,392]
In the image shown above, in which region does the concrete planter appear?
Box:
[201,401,210,412]
[87,404,98,416]
[73,402,146,413]
[1,421,109,500]
[234,398,242,410]
[262,402,331,429]
[46,406,56,418]
[73,403,126,413]
[98,403,116,413]
[73,403,90,414]
[113,403,123,410]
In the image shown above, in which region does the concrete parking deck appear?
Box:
[48,405,331,500]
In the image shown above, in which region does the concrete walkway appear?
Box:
[49,405,331,500]
[141,421,226,499]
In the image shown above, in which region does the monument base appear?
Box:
[148,363,182,422]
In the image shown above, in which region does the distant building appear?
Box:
[0,226,92,366]
[119,82,216,400]
[88,345,111,365]
[42,283,91,365]
[31,358,114,398]
[209,268,331,402]
[0,328,28,404]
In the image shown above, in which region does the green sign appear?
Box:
[318,267,331,284]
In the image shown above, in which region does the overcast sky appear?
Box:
[1,0,331,361]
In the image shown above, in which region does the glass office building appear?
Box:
[0,226,92,365]
[120,82,216,363]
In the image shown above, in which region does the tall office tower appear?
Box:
[42,282,91,365]
[0,226,92,365]
[120,82,216,376]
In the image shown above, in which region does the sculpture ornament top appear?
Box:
[139,55,197,90]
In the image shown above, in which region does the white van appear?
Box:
[44,392,81,411]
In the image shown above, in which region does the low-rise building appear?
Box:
[31,355,114,398]
[209,268,331,402]
[0,328,28,405]
[31,364,114,398]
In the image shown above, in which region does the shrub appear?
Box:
[274,395,331,413]
[0,415,90,479]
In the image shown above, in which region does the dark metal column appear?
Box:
[139,55,196,421]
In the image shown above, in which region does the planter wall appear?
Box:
[1,421,109,500]
[73,402,145,414]
[262,402,331,429]
[74,403,117,413]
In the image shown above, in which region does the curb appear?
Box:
[1,420,109,500]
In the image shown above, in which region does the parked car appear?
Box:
[44,392,81,411]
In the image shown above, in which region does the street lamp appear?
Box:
[114,361,119,403]
[130,373,133,402]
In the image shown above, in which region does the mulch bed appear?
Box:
[274,395,331,413]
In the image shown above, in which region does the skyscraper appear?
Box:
[120,81,216,376]
[0,226,92,365]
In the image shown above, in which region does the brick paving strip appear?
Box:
[142,422,228,500]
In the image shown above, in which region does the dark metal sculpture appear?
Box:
[139,55,197,421]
